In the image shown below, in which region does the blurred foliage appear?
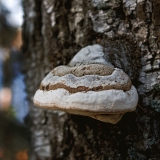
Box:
[5,105,16,117]
[0,111,30,160]
[16,149,28,160]
[0,1,29,160]
[0,2,17,48]
[2,49,23,87]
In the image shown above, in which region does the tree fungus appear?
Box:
[33,44,138,124]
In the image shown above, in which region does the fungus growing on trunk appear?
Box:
[33,44,138,124]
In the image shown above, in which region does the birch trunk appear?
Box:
[22,0,160,159]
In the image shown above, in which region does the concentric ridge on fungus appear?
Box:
[40,64,132,93]
[53,64,114,77]
[33,44,138,124]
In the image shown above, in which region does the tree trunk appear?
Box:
[22,0,160,159]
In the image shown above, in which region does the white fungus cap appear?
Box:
[33,44,138,124]
[69,44,113,67]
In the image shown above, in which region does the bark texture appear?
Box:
[22,0,160,159]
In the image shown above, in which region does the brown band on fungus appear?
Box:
[52,64,115,77]
[40,79,132,93]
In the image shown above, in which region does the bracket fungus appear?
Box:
[33,44,138,124]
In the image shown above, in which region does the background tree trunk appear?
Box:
[22,0,160,159]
